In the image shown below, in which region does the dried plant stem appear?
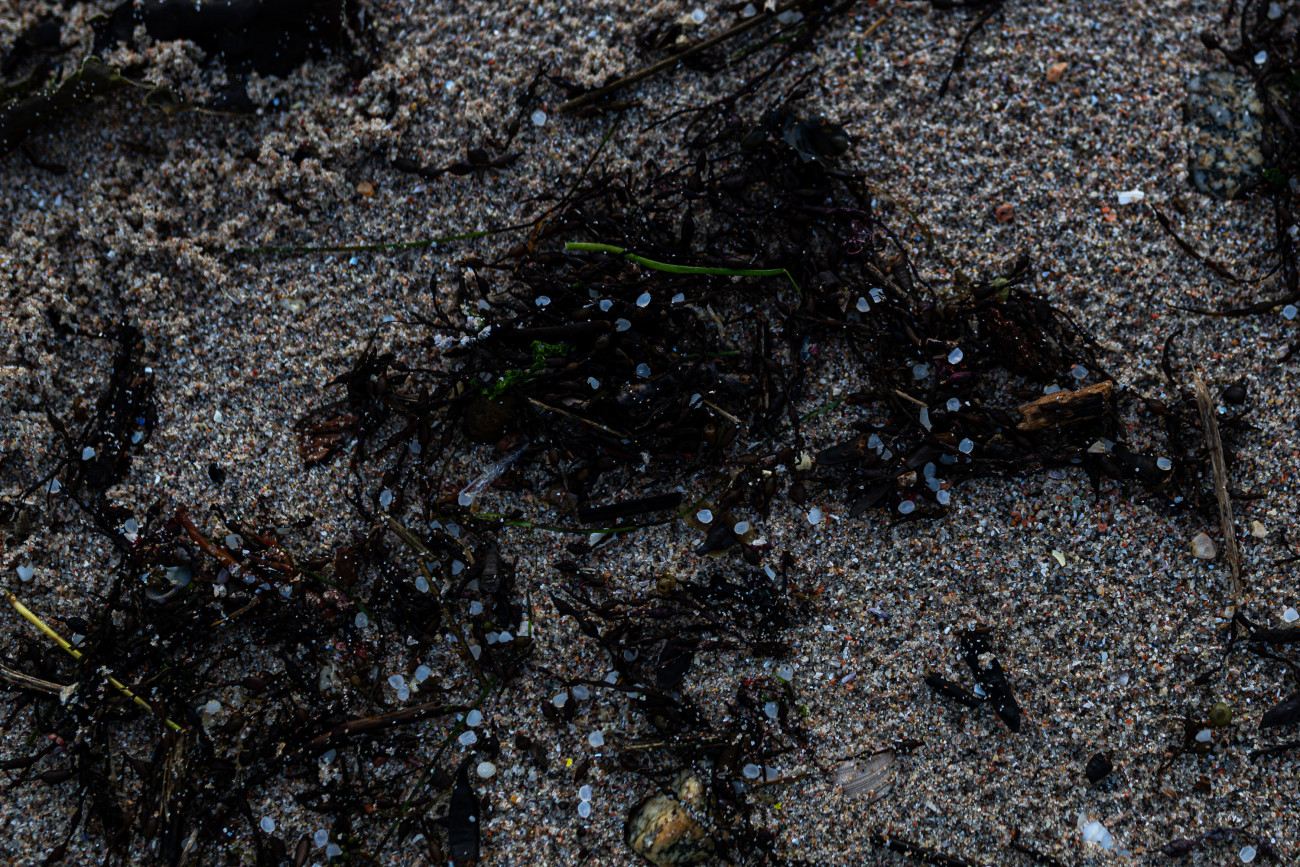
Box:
[0,662,65,694]
[557,0,806,115]
[1194,372,1242,602]
[4,589,182,731]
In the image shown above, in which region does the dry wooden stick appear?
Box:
[308,700,466,750]
[559,0,806,115]
[1194,372,1242,601]
[0,663,66,695]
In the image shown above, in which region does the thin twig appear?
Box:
[558,0,809,115]
[0,663,66,695]
[1194,372,1242,601]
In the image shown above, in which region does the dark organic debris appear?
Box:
[1084,752,1113,783]
[94,0,348,77]
[1260,692,1300,729]
[926,632,1022,732]
[1160,826,1281,861]
[443,761,481,865]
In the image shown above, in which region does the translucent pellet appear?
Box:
[477,761,497,779]
[466,709,483,727]
[733,521,750,535]
[1195,729,1213,743]
[764,701,779,719]
[958,438,974,454]
[81,446,95,461]
[899,500,916,515]
[458,730,478,746]
[919,408,931,430]
[536,295,551,307]
[579,785,593,801]
[776,664,794,682]
[354,612,369,628]
[912,363,930,380]
[636,292,651,307]
[313,829,329,847]
[572,685,590,700]
[577,800,592,818]
[636,363,651,378]
[1242,844,1258,862]
[552,691,569,708]
[672,293,686,303]
[326,844,342,857]
[947,348,963,364]
[1156,457,1172,471]
[415,665,432,682]
[599,299,613,312]
[397,685,410,700]
[388,674,405,690]
[452,560,465,575]
[1284,607,1299,623]
[946,398,961,411]
[588,731,605,748]
[458,492,473,506]
[742,764,761,779]
[605,671,620,684]
[697,509,713,524]
[936,490,951,506]
[415,575,430,593]
[469,601,483,616]
[531,109,547,126]
[1255,50,1268,65]
[588,377,600,389]
[260,817,275,834]
[1072,366,1088,380]
[807,508,823,525]
[856,296,869,312]
[690,7,706,23]
[1284,304,1298,320]
[616,318,632,332]
[379,489,393,508]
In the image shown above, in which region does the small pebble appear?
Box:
[356,181,375,198]
[1191,532,1217,560]
[1046,60,1068,82]
[1251,520,1268,539]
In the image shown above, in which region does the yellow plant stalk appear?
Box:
[4,589,182,731]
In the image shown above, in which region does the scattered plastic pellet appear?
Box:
[313,829,329,848]
[458,731,478,746]
[530,109,547,126]
[742,764,761,779]
[588,731,605,748]
[466,709,483,727]
[807,508,823,525]
[477,761,497,779]
[577,800,592,818]
[552,691,569,708]
[636,292,651,307]
[947,348,963,364]
[579,785,593,801]
[259,817,275,834]
[81,446,95,461]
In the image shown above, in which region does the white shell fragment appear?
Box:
[834,749,895,801]
[1116,189,1144,204]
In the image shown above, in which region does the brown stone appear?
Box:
[1046,61,1068,83]
[356,180,376,198]
[994,202,1015,223]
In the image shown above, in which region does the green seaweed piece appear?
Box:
[0,57,188,155]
